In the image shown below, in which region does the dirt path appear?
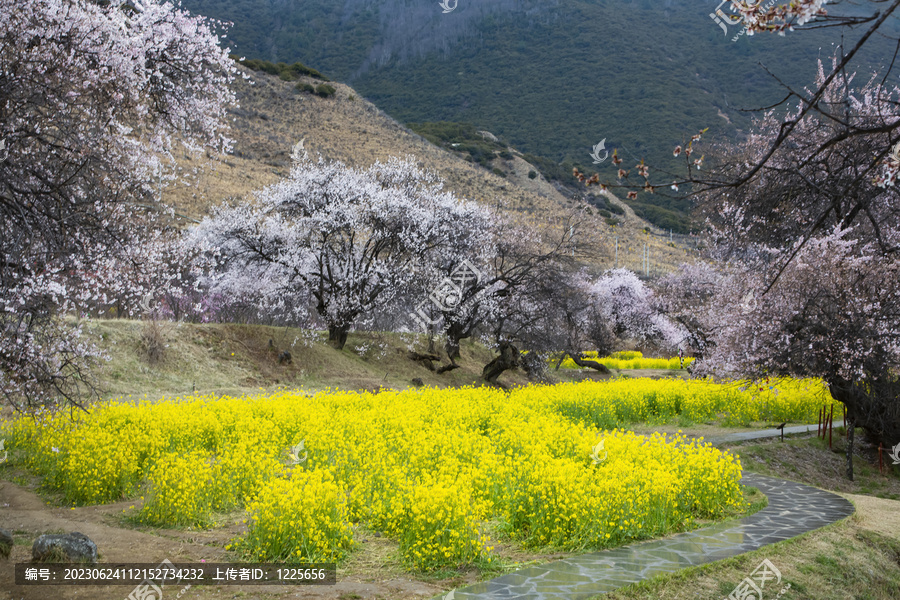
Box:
[0,481,444,600]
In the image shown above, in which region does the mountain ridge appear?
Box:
[165,64,699,276]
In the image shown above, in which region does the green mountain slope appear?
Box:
[182,0,898,230]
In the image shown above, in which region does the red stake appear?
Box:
[878,444,884,475]
[828,405,834,449]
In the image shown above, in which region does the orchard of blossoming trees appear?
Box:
[188,151,673,381]
[629,1,900,478]
[687,57,900,479]
[2,0,899,482]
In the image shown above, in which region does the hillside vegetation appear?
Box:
[179,0,899,231]
[166,64,699,275]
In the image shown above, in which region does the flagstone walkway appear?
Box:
[436,427,854,599]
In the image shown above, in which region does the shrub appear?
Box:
[137,450,217,527]
[233,56,330,82]
[528,170,538,179]
[314,84,336,98]
[243,470,354,562]
[140,320,166,365]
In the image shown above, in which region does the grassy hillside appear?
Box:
[166,65,699,275]
[84,319,623,402]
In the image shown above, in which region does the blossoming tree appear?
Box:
[692,58,900,478]
[191,154,495,350]
[0,0,236,409]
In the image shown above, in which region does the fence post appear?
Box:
[828,405,834,449]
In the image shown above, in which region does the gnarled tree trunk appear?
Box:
[327,326,349,350]
[482,341,520,385]
[445,322,468,362]
[564,351,611,374]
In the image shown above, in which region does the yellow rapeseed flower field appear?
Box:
[556,351,695,370]
[3,378,833,571]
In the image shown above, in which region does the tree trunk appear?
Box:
[445,323,466,361]
[445,336,461,362]
[846,416,855,481]
[327,326,348,350]
[565,351,611,374]
[553,353,566,371]
[407,351,440,371]
[482,341,520,384]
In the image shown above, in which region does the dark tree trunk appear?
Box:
[482,341,520,384]
[553,353,566,371]
[327,326,348,350]
[846,416,855,481]
[445,337,461,362]
[407,351,440,371]
[564,351,611,374]
[445,323,467,361]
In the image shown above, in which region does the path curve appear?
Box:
[440,465,854,599]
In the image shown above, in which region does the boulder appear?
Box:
[0,529,13,559]
[32,532,97,564]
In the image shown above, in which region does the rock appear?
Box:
[411,377,424,387]
[0,529,13,559]
[32,532,97,564]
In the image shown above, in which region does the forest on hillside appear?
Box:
[181,0,899,231]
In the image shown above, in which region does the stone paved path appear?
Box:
[436,427,854,599]
[703,423,820,446]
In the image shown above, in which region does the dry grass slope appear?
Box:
[164,67,698,274]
